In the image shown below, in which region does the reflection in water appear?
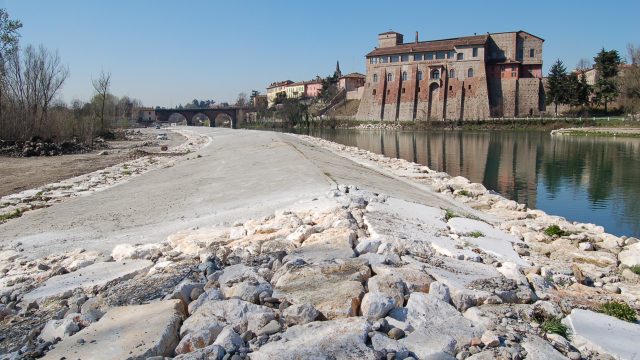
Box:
[296,129,640,238]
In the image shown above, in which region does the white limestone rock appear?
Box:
[250,318,377,360]
[272,258,370,319]
[111,243,163,261]
[23,260,153,302]
[619,242,640,268]
[521,334,568,360]
[39,318,80,342]
[282,303,320,326]
[562,308,640,360]
[42,300,185,360]
[217,264,271,303]
[361,292,395,320]
[180,298,274,337]
[400,293,484,358]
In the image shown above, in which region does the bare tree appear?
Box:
[628,44,640,65]
[235,92,249,107]
[576,58,592,71]
[0,9,22,125]
[3,44,68,138]
[92,71,111,134]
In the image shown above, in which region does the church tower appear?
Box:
[335,60,342,78]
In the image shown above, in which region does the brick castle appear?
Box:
[356,30,545,121]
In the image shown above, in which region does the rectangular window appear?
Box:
[529,49,535,58]
[517,49,524,60]
[511,71,516,77]
[402,88,406,94]
[401,54,409,62]
[436,52,446,60]
[373,89,376,95]
[370,57,378,64]
[380,57,388,63]
[425,52,435,60]
[447,51,455,59]
[418,87,421,92]
[472,47,478,57]
[414,54,423,61]
[390,55,399,63]
[457,53,464,61]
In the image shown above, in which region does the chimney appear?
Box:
[415,31,419,43]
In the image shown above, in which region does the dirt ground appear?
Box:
[0,128,186,197]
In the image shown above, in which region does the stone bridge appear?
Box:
[154,107,248,128]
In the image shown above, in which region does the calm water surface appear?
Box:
[291,129,640,238]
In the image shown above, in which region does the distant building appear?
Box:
[266,79,323,106]
[135,107,156,122]
[339,73,366,91]
[356,30,545,121]
[252,95,268,109]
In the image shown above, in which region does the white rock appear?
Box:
[361,292,395,320]
[578,242,594,251]
[429,281,451,304]
[521,335,567,360]
[250,318,376,360]
[111,243,163,261]
[480,330,500,348]
[212,326,244,354]
[180,299,274,336]
[562,308,640,360]
[42,300,185,360]
[24,260,153,302]
[282,303,319,326]
[619,242,640,268]
[401,293,484,358]
[39,318,80,342]
[175,328,222,355]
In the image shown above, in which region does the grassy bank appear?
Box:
[243,116,639,131]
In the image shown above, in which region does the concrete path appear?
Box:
[0,127,472,259]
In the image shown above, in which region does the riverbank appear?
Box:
[551,127,640,138]
[1,127,638,359]
[244,116,639,132]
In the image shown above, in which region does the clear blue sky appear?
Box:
[4,0,639,107]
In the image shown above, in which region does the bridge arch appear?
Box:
[214,113,233,128]
[153,107,248,128]
[191,113,211,127]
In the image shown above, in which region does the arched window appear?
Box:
[373,74,378,83]
[449,69,455,79]
[387,73,393,82]
[402,71,408,81]
[468,68,474,78]
[431,69,440,80]
[417,71,423,81]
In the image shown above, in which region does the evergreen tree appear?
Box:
[576,72,592,108]
[593,48,622,113]
[546,59,569,116]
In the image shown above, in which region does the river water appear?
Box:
[291,129,640,238]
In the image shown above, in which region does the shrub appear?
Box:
[458,190,470,197]
[600,301,637,322]
[540,317,570,339]
[544,225,567,237]
[445,209,457,221]
[629,265,640,275]
[0,209,22,222]
[468,231,484,238]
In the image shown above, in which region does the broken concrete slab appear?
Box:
[23,260,153,302]
[42,299,185,360]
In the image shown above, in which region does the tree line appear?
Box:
[546,46,640,117]
[0,9,144,144]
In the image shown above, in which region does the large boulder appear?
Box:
[562,308,640,360]
[23,260,153,302]
[180,299,275,336]
[42,300,185,360]
[619,242,640,268]
[400,293,484,358]
[217,264,271,303]
[250,318,377,360]
[272,258,370,319]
